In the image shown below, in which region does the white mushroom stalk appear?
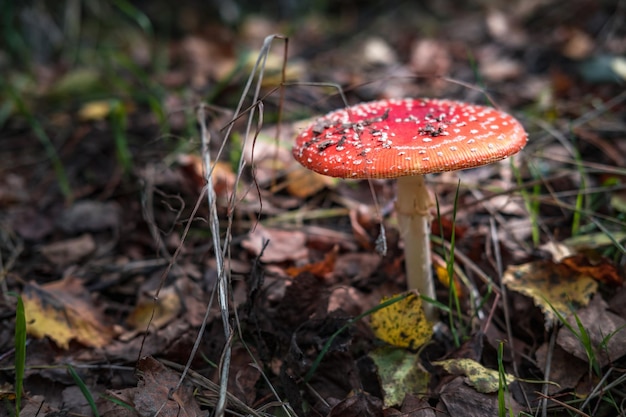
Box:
[396,175,436,319]
[292,98,527,323]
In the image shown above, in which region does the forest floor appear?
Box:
[1,1,626,416]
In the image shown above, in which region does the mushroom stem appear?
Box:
[396,175,436,321]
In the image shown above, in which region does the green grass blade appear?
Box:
[67,364,100,417]
[14,295,26,416]
[100,394,135,411]
[110,100,133,174]
[111,0,153,35]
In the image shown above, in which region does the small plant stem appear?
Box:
[396,175,436,321]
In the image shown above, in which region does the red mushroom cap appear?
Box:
[292,98,527,179]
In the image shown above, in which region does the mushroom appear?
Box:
[292,98,527,321]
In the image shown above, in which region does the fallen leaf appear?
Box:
[560,28,594,59]
[106,356,202,417]
[439,377,522,416]
[243,49,303,87]
[177,154,236,197]
[78,100,112,120]
[57,200,121,234]
[11,207,54,240]
[479,49,523,81]
[179,35,236,88]
[243,130,294,185]
[370,292,433,350]
[328,390,383,417]
[409,39,451,78]
[556,296,626,368]
[17,395,55,417]
[275,272,326,330]
[369,346,430,407]
[0,173,29,205]
[286,167,335,198]
[241,224,308,263]
[502,259,598,327]
[285,245,338,279]
[535,343,586,394]
[433,254,463,296]
[126,286,182,331]
[23,276,114,349]
[0,383,15,401]
[327,286,363,315]
[485,9,527,47]
[332,252,382,287]
[40,234,96,266]
[62,385,96,416]
[397,394,437,416]
[434,358,515,393]
[227,346,261,405]
[560,254,623,286]
[539,241,574,261]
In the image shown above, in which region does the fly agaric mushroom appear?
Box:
[292,98,527,321]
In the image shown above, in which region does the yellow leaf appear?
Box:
[503,260,598,327]
[370,292,433,350]
[78,100,112,121]
[286,167,336,198]
[433,254,462,295]
[126,286,181,330]
[23,276,114,349]
[434,358,515,393]
[243,51,304,87]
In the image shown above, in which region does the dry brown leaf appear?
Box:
[485,9,527,47]
[0,382,15,401]
[177,154,236,198]
[179,35,236,88]
[399,394,436,417]
[57,200,121,234]
[241,224,308,263]
[502,259,598,327]
[106,356,201,417]
[285,245,338,279]
[226,346,261,405]
[439,377,522,416]
[286,167,335,198]
[560,254,623,286]
[40,234,96,266]
[535,342,587,394]
[0,173,29,205]
[328,390,383,417]
[560,27,594,59]
[333,252,382,286]
[409,39,451,77]
[557,296,626,368]
[23,276,114,349]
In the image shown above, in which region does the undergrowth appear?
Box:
[2,2,626,416]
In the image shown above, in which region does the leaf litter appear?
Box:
[1,1,626,416]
